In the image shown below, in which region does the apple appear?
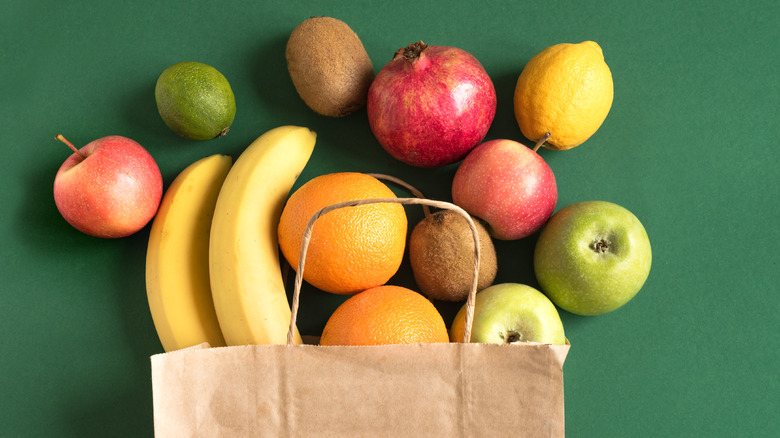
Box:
[53,134,163,238]
[451,139,557,240]
[534,200,652,315]
[450,283,566,345]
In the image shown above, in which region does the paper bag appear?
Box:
[151,196,570,437]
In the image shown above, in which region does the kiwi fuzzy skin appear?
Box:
[286,16,374,117]
[409,211,498,302]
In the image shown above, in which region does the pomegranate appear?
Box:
[367,41,497,168]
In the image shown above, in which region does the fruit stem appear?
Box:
[55,134,87,159]
[533,132,552,153]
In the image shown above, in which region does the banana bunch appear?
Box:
[146,125,316,351]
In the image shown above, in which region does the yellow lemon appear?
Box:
[514,41,613,150]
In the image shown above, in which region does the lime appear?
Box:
[155,61,236,141]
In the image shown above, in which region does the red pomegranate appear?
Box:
[367,42,497,168]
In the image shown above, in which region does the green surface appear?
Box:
[2,1,778,436]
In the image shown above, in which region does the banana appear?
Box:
[209,125,316,345]
[146,154,232,352]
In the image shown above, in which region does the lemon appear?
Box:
[513,41,613,150]
[155,61,236,141]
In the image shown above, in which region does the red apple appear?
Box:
[53,134,163,238]
[451,138,557,240]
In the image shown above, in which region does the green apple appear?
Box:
[534,200,652,316]
[450,283,566,345]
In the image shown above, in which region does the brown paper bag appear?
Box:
[151,196,570,437]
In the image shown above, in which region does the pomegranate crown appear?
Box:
[393,41,429,64]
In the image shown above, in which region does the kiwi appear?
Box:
[285,16,374,117]
[409,211,498,302]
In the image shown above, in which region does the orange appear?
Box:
[513,41,613,150]
[278,172,407,294]
[319,285,450,346]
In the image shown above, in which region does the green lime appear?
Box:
[155,61,236,141]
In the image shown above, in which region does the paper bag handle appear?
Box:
[287,196,481,345]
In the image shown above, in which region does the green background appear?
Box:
[2,1,778,436]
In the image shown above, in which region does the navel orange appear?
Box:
[278,172,407,294]
[319,285,450,346]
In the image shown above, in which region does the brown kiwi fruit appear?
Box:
[286,16,374,117]
[409,210,498,302]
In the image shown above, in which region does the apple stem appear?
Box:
[55,134,87,159]
[532,132,552,153]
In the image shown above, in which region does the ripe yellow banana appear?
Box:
[146,154,232,352]
[209,125,316,345]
